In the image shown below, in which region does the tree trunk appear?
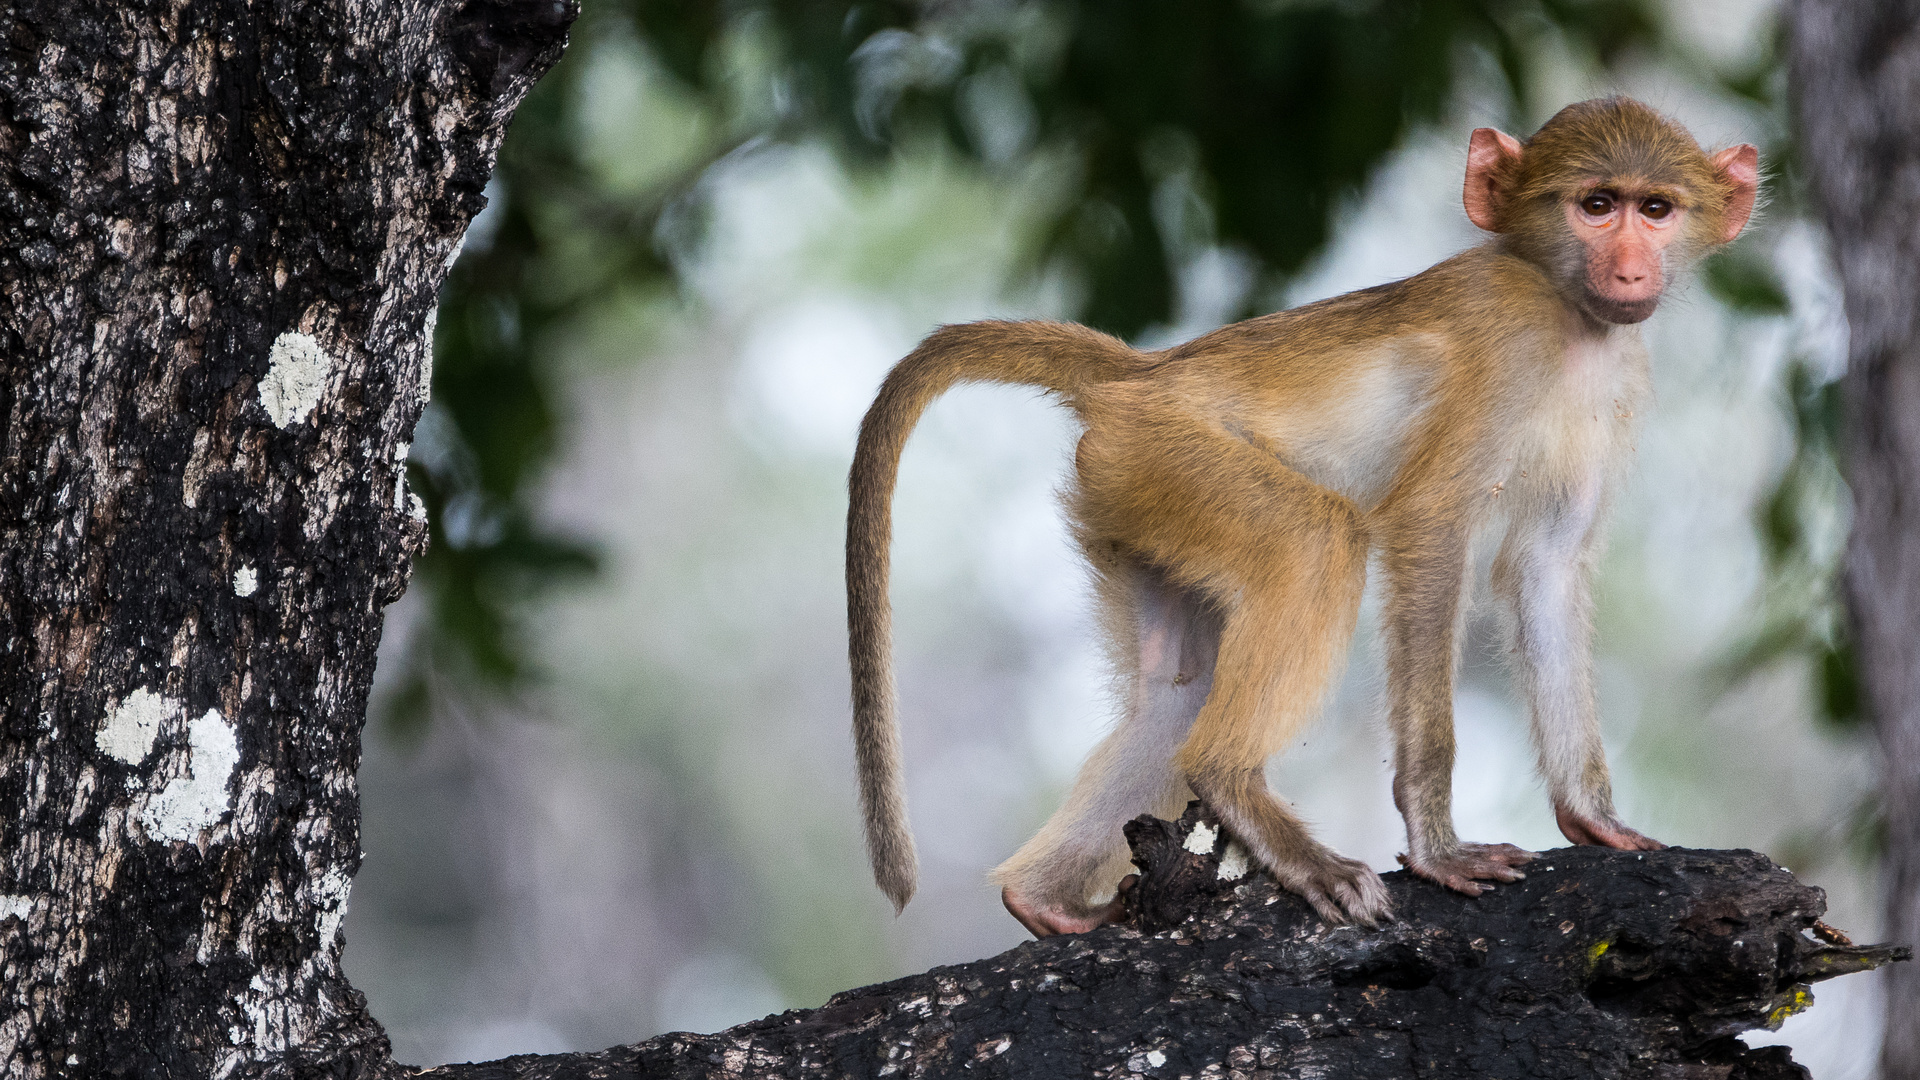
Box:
[415,804,1903,1080]
[1787,4,1920,1076]
[0,1,571,1075]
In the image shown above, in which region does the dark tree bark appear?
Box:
[410,804,1903,1080]
[0,1,571,1075]
[1787,4,1920,1075]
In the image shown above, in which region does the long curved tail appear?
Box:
[848,319,1139,912]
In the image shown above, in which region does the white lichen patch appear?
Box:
[1184,821,1218,855]
[139,708,239,842]
[258,331,332,429]
[98,687,176,765]
[418,307,436,404]
[1126,1048,1170,1073]
[1217,840,1250,881]
[229,968,294,1054]
[232,565,258,597]
[392,441,410,507]
[0,895,33,922]
[307,867,352,957]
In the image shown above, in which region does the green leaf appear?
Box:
[1703,247,1789,316]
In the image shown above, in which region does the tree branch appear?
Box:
[415,803,1908,1080]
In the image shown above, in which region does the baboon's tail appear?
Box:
[847,320,1138,912]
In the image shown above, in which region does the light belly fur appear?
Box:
[1241,343,1442,511]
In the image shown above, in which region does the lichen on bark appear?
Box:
[0,1,572,1074]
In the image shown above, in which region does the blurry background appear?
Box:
[341,0,1886,1071]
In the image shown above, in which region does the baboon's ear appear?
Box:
[1464,128,1524,232]
[1710,144,1760,243]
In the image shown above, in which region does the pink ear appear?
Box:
[1711,144,1760,243]
[1464,128,1524,232]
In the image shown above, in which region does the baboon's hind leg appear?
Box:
[993,558,1220,937]
[1088,419,1388,925]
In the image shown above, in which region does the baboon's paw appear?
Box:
[1555,806,1665,851]
[1400,842,1536,897]
[1275,851,1393,928]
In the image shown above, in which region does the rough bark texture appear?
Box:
[0,1,571,1076]
[414,804,1906,1080]
[1787,4,1920,1076]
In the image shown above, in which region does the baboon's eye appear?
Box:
[1579,193,1617,217]
[1641,197,1673,220]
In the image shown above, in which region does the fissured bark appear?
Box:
[0,1,571,1075]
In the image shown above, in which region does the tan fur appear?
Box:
[846,98,1760,930]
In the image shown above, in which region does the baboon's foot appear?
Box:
[1555,805,1665,851]
[1399,841,1536,897]
[1001,875,1134,938]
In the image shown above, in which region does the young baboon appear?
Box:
[847,97,1759,935]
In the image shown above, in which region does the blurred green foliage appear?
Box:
[404,0,1878,737]
[1724,358,1859,729]
[1694,21,1861,737]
